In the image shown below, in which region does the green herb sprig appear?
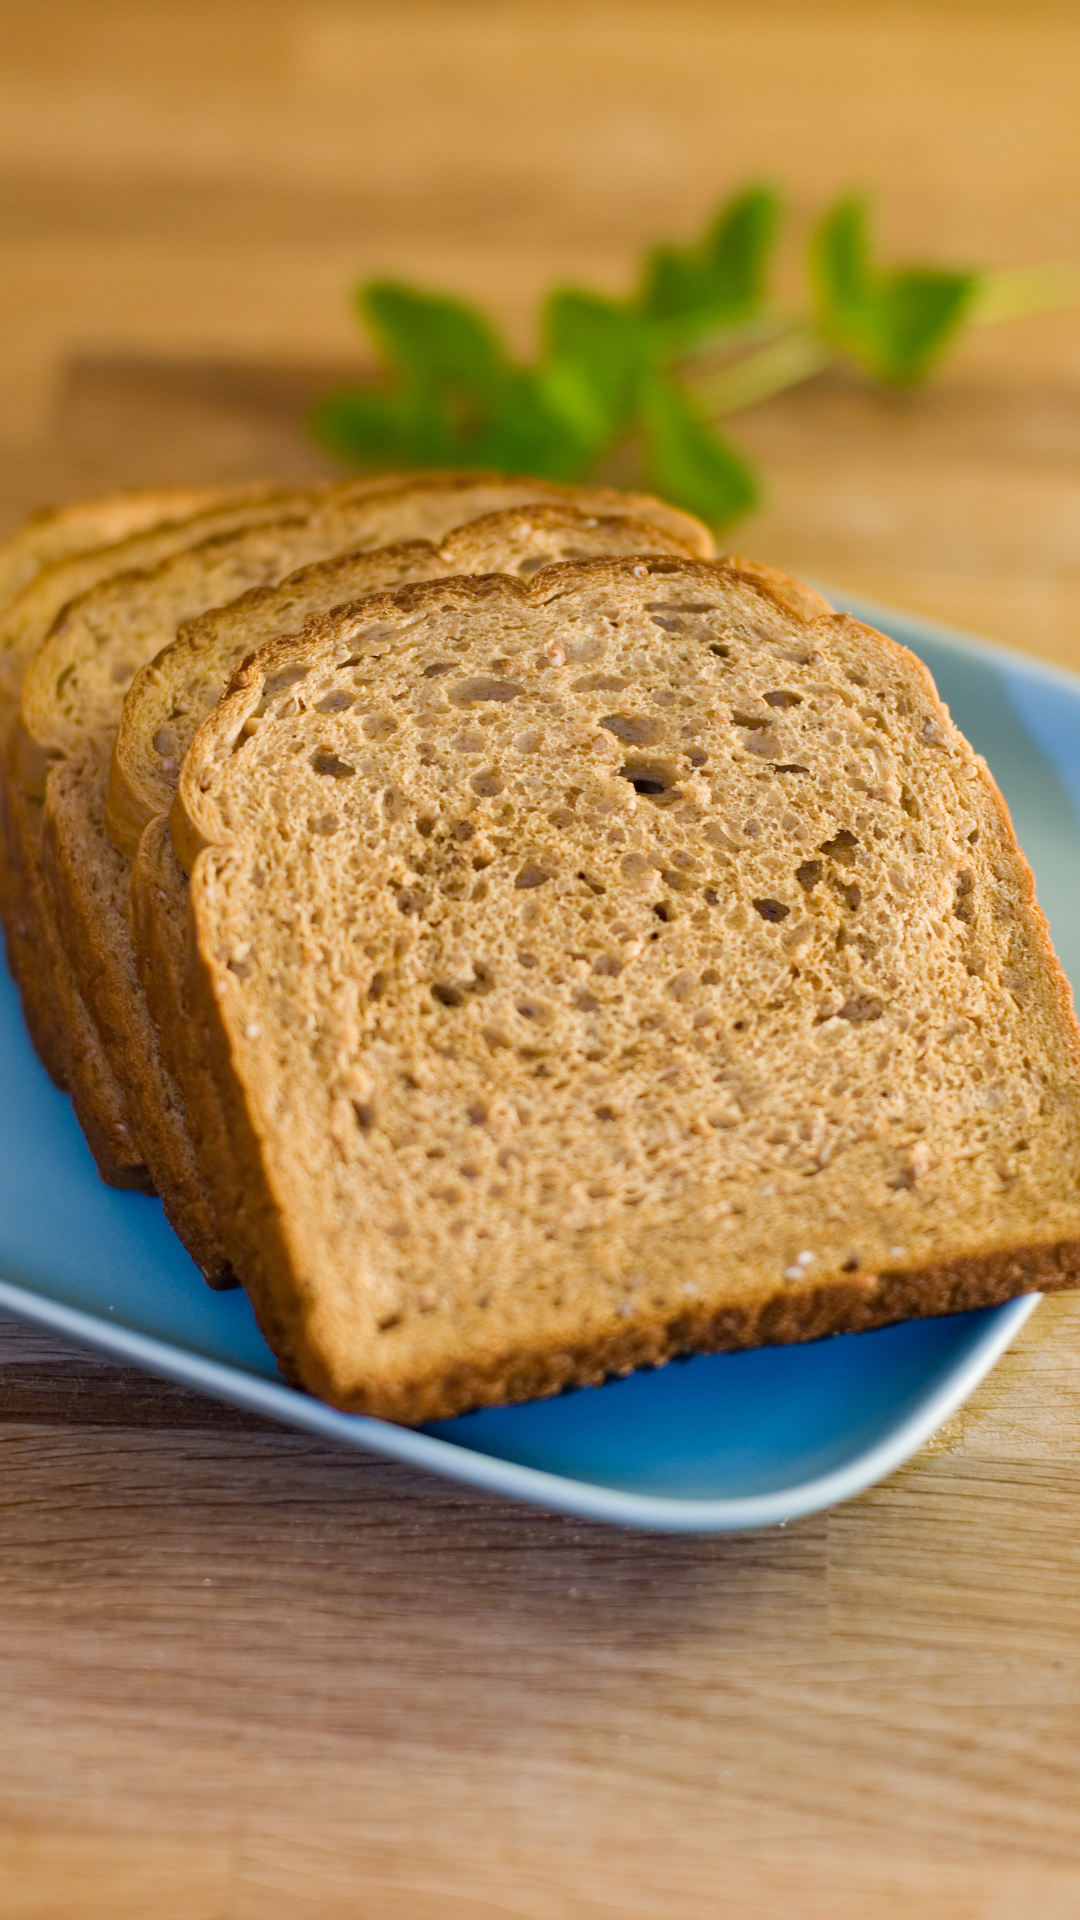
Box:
[311,187,1075,530]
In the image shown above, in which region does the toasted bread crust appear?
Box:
[0,485,269,620]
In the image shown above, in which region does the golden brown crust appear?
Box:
[41,753,234,1270]
[0,484,268,618]
[718,554,833,625]
[2,730,153,1183]
[287,1243,1080,1425]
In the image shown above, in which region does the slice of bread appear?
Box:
[162,554,1080,1422]
[26,484,708,1258]
[0,481,338,1126]
[0,485,266,620]
[114,508,704,1279]
[0,482,334,730]
[0,486,276,1184]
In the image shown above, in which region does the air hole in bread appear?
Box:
[432,982,464,1008]
[515,862,551,889]
[516,997,555,1025]
[362,712,397,740]
[600,712,666,747]
[449,677,523,706]
[311,747,356,779]
[316,690,353,713]
[764,689,802,709]
[573,673,628,692]
[470,769,504,797]
[819,829,858,864]
[954,869,975,922]
[753,899,789,923]
[618,759,681,802]
[836,995,884,1023]
[264,665,309,699]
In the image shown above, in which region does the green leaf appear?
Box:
[360,281,509,395]
[810,196,872,319]
[638,374,759,527]
[541,289,648,445]
[702,187,782,313]
[355,281,515,458]
[469,373,594,479]
[639,185,781,345]
[309,386,426,466]
[315,182,1066,504]
[811,198,980,384]
[869,271,979,383]
[317,285,596,477]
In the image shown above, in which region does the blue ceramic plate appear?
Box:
[0,592,1074,1532]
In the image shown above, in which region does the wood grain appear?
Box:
[3,2,1080,1912]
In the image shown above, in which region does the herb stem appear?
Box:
[968,263,1080,327]
[684,326,835,418]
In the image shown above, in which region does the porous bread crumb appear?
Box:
[25,489,707,1268]
[165,554,1080,1423]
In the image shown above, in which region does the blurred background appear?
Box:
[3,0,1080,659]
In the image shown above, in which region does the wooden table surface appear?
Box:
[4,3,1080,1913]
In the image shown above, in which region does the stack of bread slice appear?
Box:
[2,470,1080,1424]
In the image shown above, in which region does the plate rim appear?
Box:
[0,1272,1041,1532]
